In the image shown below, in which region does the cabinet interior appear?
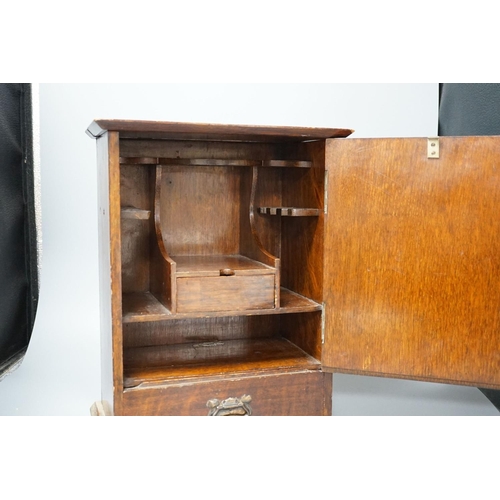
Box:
[118,137,326,388]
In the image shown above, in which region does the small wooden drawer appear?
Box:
[121,370,332,416]
[176,274,275,313]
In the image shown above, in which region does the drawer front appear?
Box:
[176,274,275,313]
[122,370,331,416]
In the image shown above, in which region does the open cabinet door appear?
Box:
[322,136,500,389]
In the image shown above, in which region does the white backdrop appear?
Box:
[0,83,496,415]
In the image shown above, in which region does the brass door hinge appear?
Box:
[321,305,326,344]
[324,171,329,214]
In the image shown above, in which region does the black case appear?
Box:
[0,83,39,378]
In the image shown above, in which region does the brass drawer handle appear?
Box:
[207,395,252,416]
[219,268,235,276]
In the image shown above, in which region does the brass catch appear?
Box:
[428,137,440,159]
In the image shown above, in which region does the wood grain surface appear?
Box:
[120,158,313,168]
[120,164,152,293]
[323,136,500,388]
[119,139,284,162]
[172,254,275,276]
[122,315,281,348]
[122,370,332,416]
[123,337,320,387]
[176,274,275,313]
[281,311,323,360]
[122,288,321,322]
[87,119,353,142]
[96,131,124,414]
[159,165,241,256]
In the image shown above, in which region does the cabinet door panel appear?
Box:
[322,137,500,388]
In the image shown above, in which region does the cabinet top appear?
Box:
[86,119,353,142]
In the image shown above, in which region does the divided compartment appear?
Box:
[120,146,325,321]
[150,163,280,315]
[123,336,322,389]
[118,139,327,396]
[121,312,325,412]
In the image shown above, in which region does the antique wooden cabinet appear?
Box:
[87,119,500,416]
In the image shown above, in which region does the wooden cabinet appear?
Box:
[87,120,500,416]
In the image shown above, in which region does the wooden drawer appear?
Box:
[176,274,275,313]
[121,370,331,416]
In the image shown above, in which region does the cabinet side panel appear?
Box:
[280,142,325,359]
[323,137,500,389]
[240,166,282,263]
[281,141,325,302]
[281,311,322,360]
[97,131,124,414]
[120,165,151,293]
[324,371,333,416]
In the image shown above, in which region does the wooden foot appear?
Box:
[90,401,112,416]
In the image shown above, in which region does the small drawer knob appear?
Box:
[219,268,235,276]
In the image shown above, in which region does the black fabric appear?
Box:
[477,389,500,412]
[439,83,500,412]
[0,83,38,376]
[439,83,500,136]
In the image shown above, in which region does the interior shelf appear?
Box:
[172,255,274,277]
[259,207,321,217]
[119,157,312,168]
[123,337,321,389]
[121,207,151,220]
[122,288,322,323]
[262,160,312,168]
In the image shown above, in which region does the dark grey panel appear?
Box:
[0,83,38,377]
[439,83,500,413]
